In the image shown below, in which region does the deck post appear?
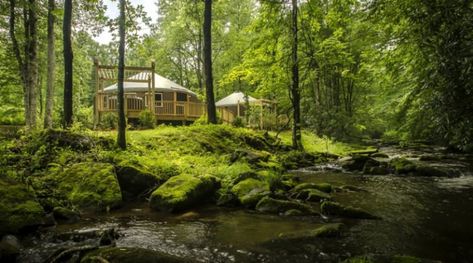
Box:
[93,58,100,129]
[151,61,156,115]
[237,100,240,117]
[173,92,177,115]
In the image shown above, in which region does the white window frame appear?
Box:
[155,93,163,107]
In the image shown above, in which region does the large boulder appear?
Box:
[0,177,45,235]
[321,201,379,219]
[293,188,331,202]
[231,178,270,208]
[49,162,122,211]
[0,235,21,263]
[255,196,317,215]
[149,175,217,212]
[115,163,166,200]
[389,157,416,174]
[414,165,450,177]
[293,182,332,193]
[340,155,372,171]
[81,247,196,263]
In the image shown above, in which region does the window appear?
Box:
[155,93,163,107]
[177,92,188,102]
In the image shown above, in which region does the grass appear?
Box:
[273,130,368,156]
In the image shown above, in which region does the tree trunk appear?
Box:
[63,0,73,128]
[197,30,203,92]
[8,0,28,127]
[117,0,127,149]
[203,0,217,124]
[25,0,38,128]
[291,0,302,150]
[44,0,55,129]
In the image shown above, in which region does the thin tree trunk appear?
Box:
[26,0,38,128]
[44,0,55,129]
[291,0,302,150]
[9,0,28,127]
[63,0,73,128]
[197,30,203,92]
[117,0,127,149]
[203,0,217,124]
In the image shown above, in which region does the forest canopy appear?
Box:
[0,0,472,151]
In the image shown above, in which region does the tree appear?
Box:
[117,0,127,149]
[8,0,39,129]
[63,0,73,128]
[203,0,217,124]
[290,0,302,149]
[44,0,55,129]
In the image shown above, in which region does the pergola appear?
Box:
[93,59,156,126]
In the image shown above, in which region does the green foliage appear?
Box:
[0,107,24,125]
[100,112,118,130]
[232,117,244,128]
[138,110,156,129]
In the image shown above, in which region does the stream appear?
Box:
[18,146,473,263]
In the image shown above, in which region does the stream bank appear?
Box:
[1,126,472,262]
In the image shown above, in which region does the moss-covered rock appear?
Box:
[50,162,122,211]
[294,188,331,202]
[414,165,449,177]
[0,177,45,235]
[0,235,21,263]
[115,163,167,200]
[278,151,318,169]
[149,174,217,212]
[340,155,372,171]
[53,206,80,222]
[230,149,270,165]
[293,182,333,193]
[278,223,343,240]
[231,178,270,208]
[371,152,389,158]
[389,158,416,174]
[255,196,317,215]
[320,201,379,219]
[81,247,196,263]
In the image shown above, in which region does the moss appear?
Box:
[149,174,217,212]
[320,201,379,219]
[81,247,195,263]
[389,158,417,174]
[114,161,168,200]
[278,223,343,239]
[294,188,331,202]
[255,196,317,215]
[47,162,122,211]
[277,151,317,169]
[231,178,270,207]
[343,256,374,263]
[293,182,333,193]
[0,177,45,235]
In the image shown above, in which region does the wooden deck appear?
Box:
[96,93,205,122]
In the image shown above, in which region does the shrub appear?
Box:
[100,112,118,130]
[138,110,156,129]
[232,117,244,128]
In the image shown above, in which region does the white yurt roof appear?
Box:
[215,92,258,107]
[103,72,197,96]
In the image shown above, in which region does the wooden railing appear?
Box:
[155,100,205,117]
[97,94,205,119]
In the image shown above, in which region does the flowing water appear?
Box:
[18,147,473,263]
